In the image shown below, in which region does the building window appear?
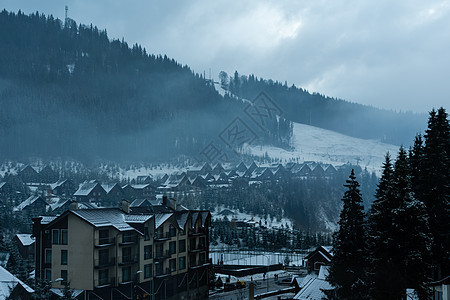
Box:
[199,252,206,265]
[190,238,196,251]
[122,266,131,282]
[123,232,135,243]
[144,245,152,260]
[61,250,68,265]
[144,264,152,279]
[179,240,186,253]
[44,269,51,281]
[199,237,205,250]
[52,229,59,245]
[155,262,163,276]
[45,249,52,264]
[179,256,186,270]
[169,241,176,255]
[144,227,150,241]
[99,249,109,265]
[61,270,68,285]
[61,229,68,245]
[99,229,109,244]
[122,247,131,263]
[169,259,176,272]
[99,269,109,286]
[169,225,176,237]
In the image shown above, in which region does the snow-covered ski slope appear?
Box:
[246,122,399,174]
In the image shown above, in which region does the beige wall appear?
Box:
[63,214,94,290]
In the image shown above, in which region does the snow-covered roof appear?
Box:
[49,179,68,190]
[71,208,141,232]
[0,182,5,189]
[154,213,173,229]
[124,215,153,223]
[294,268,332,299]
[15,234,35,246]
[0,265,34,299]
[74,182,102,196]
[50,288,84,298]
[130,198,153,207]
[176,212,189,230]
[41,216,58,224]
[131,184,151,190]
[14,195,47,211]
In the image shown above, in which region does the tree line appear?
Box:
[328,107,449,299]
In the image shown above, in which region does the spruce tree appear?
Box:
[368,154,403,299]
[421,107,450,280]
[393,147,432,299]
[328,170,368,299]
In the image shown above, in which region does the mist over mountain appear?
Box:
[0,10,423,163]
[222,71,426,146]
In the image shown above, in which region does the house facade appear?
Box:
[32,198,211,300]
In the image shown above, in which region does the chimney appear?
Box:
[121,199,130,214]
[169,198,177,210]
[69,201,78,210]
[162,195,168,207]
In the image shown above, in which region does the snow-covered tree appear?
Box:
[328,170,368,299]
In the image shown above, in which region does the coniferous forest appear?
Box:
[329,107,449,299]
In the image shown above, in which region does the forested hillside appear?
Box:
[221,71,426,145]
[0,10,291,162]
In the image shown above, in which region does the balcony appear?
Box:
[94,257,116,268]
[189,228,206,236]
[189,244,206,253]
[154,268,171,278]
[95,237,116,248]
[118,255,138,265]
[119,235,138,246]
[154,232,170,242]
[154,250,170,260]
[95,277,115,288]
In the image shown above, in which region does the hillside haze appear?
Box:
[0,10,423,163]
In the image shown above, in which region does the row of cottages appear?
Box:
[32,197,211,300]
[18,165,59,184]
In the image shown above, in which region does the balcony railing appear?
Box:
[118,255,138,265]
[154,268,171,278]
[95,237,116,247]
[154,232,170,242]
[189,228,206,236]
[95,277,115,287]
[119,235,138,245]
[154,250,170,260]
[94,257,116,268]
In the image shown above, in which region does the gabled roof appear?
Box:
[0,182,6,189]
[50,179,68,190]
[176,212,190,230]
[130,198,153,208]
[235,162,247,172]
[15,234,35,246]
[155,213,173,229]
[101,183,122,194]
[74,182,104,196]
[0,265,34,298]
[294,267,332,299]
[71,208,142,232]
[14,195,47,211]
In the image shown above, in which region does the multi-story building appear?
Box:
[32,197,211,300]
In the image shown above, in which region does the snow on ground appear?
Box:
[210,251,305,266]
[246,122,399,174]
[211,205,294,229]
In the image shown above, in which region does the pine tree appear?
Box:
[328,170,368,299]
[368,154,403,299]
[421,107,450,280]
[393,147,432,299]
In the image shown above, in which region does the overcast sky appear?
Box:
[3,0,450,113]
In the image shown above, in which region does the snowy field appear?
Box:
[246,122,399,174]
[210,250,306,266]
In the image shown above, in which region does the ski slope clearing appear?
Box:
[247,122,399,173]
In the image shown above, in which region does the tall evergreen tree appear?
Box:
[368,154,403,299]
[393,147,432,299]
[328,170,368,300]
[421,107,450,280]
